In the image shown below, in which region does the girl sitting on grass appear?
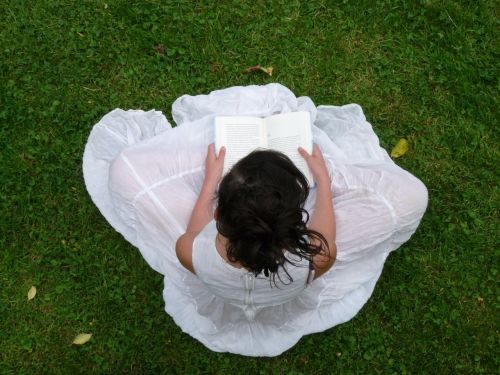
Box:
[176,146,336,302]
[83,83,428,356]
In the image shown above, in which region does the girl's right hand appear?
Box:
[298,144,331,185]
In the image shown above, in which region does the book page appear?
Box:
[265,112,313,185]
[215,117,265,174]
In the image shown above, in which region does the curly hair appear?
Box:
[215,149,329,285]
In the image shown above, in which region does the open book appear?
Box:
[214,111,313,185]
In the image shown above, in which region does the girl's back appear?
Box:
[192,220,310,320]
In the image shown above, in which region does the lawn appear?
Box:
[1,0,498,374]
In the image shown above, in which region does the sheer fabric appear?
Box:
[83,83,428,356]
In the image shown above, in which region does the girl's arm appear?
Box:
[298,145,337,279]
[176,144,225,274]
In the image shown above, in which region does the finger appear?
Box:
[208,143,215,154]
[218,146,226,160]
[205,144,216,162]
[313,145,325,160]
[298,147,310,158]
[312,144,320,156]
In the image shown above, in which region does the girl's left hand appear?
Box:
[204,144,226,187]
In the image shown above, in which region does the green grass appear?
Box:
[1,0,498,373]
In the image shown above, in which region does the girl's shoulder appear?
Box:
[191,221,241,278]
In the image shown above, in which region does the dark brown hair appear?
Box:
[216,150,328,285]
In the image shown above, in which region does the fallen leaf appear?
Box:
[27,286,37,301]
[242,64,262,73]
[259,66,273,76]
[242,64,273,76]
[390,138,409,158]
[154,43,165,55]
[72,333,92,345]
[210,61,223,73]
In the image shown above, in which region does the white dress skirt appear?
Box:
[83,83,428,357]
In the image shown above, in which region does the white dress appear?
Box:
[83,83,428,357]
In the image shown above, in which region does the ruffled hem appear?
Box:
[82,109,171,269]
[162,256,385,356]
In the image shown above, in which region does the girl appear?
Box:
[176,145,336,287]
[83,83,428,356]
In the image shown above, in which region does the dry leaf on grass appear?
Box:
[27,286,37,301]
[210,62,223,73]
[72,333,92,345]
[242,64,273,76]
[259,66,273,76]
[391,138,409,158]
[154,44,165,55]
